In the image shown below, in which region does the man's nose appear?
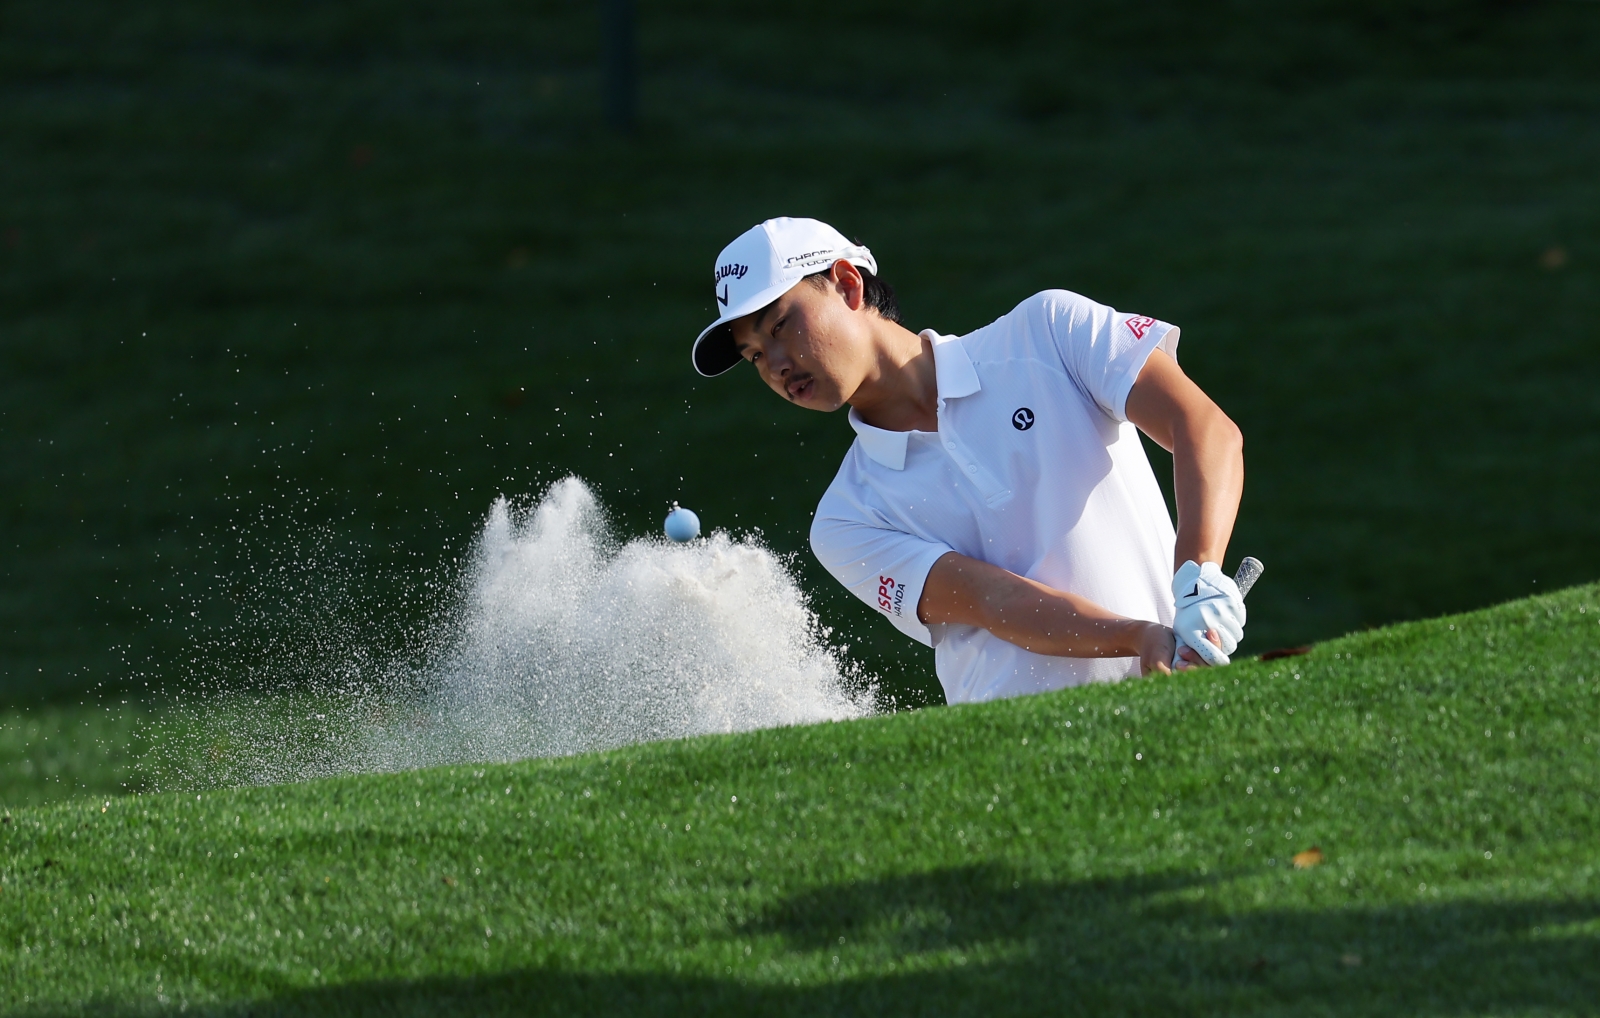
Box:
[763,342,793,377]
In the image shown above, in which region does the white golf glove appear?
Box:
[1171,560,1246,667]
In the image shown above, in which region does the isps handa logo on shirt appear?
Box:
[878,575,907,616]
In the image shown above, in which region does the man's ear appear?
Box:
[830,259,866,311]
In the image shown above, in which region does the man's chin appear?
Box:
[784,379,838,410]
[797,388,845,412]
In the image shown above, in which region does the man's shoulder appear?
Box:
[957,289,1101,353]
[960,288,1100,344]
[814,442,878,513]
[808,444,894,551]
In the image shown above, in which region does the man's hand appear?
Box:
[1171,560,1246,666]
[1136,622,1179,677]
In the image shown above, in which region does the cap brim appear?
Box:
[689,277,800,378]
[692,322,740,377]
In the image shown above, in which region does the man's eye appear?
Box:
[748,351,761,364]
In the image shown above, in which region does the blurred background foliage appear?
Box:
[2,0,1598,713]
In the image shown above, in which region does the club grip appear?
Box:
[1233,556,1265,599]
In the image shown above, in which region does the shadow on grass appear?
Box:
[61,866,1600,1016]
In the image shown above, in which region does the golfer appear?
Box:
[692,217,1246,704]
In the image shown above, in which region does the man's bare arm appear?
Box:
[1123,349,1244,570]
[916,551,1177,676]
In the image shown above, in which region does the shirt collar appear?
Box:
[930,329,981,400]
[847,331,982,470]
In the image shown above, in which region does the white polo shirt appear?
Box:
[809,289,1181,704]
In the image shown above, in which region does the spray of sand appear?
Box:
[148,477,873,788]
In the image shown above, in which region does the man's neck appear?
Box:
[847,321,941,434]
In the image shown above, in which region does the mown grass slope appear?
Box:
[4,583,1598,1015]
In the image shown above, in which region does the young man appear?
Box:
[692,217,1246,704]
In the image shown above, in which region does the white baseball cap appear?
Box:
[691,217,877,377]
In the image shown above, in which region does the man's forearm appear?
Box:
[1124,349,1244,569]
[981,579,1155,658]
[1171,409,1244,568]
[919,552,1152,658]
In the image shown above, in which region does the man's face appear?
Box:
[729,264,872,412]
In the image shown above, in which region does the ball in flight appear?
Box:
[664,504,701,543]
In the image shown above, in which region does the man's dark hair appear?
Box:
[805,265,900,324]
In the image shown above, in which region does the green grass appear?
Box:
[0,704,155,810]
[4,0,1600,707]
[4,5,1599,1003]
[0,692,391,811]
[4,582,1598,1015]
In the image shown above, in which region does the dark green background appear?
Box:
[3,0,1598,707]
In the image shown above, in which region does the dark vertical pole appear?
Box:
[602,0,636,131]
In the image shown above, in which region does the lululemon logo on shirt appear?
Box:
[1011,407,1036,431]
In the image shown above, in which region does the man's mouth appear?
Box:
[785,374,814,401]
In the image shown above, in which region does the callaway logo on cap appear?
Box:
[691,217,877,377]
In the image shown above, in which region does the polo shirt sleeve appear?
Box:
[810,510,953,648]
[1033,290,1181,422]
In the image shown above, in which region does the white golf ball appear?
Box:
[663,505,700,543]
